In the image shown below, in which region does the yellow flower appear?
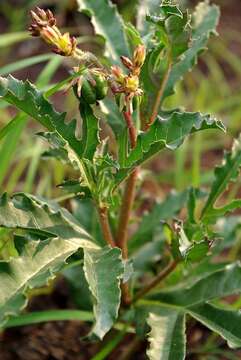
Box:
[124,75,139,93]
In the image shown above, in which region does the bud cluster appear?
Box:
[110,45,146,98]
[29,7,77,56]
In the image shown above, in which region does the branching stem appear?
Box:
[133,260,178,302]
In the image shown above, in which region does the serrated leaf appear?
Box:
[201,136,241,222]
[163,2,220,100]
[77,0,130,63]
[38,131,70,163]
[136,0,160,35]
[115,111,225,185]
[147,309,186,360]
[139,296,241,356]
[148,262,241,307]
[0,193,91,240]
[0,237,97,327]
[185,241,209,263]
[189,303,241,349]
[137,262,241,353]
[83,246,124,339]
[0,76,100,163]
[147,3,191,61]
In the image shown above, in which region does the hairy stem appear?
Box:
[98,206,115,247]
[123,107,137,149]
[116,168,138,257]
[133,260,178,302]
[145,60,172,131]
[116,100,138,305]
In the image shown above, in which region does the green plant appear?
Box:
[1,1,241,358]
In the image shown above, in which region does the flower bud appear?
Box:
[133,44,146,68]
[29,8,76,57]
[111,66,125,84]
[120,56,133,71]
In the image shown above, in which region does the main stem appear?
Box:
[145,60,172,130]
[98,206,115,247]
[116,100,138,305]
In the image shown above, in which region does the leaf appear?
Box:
[0,114,24,142]
[38,131,70,164]
[147,309,186,360]
[146,3,191,61]
[136,0,160,35]
[0,75,76,148]
[0,193,125,337]
[3,309,94,329]
[139,297,241,356]
[0,193,91,240]
[0,75,100,162]
[163,2,220,100]
[0,237,97,327]
[130,190,189,252]
[0,31,28,49]
[79,101,100,160]
[189,303,241,349]
[124,22,143,52]
[83,246,124,339]
[77,0,130,63]
[0,113,27,187]
[185,241,209,263]
[0,54,54,76]
[115,111,225,185]
[201,136,241,221]
[137,263,241,353]
[148,262,241,307]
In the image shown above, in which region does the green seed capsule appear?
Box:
[93,74,108,100]
[81,79,97,104]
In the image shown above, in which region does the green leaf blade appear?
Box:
[163,2,220,100]
[78,0,130,63]
[189,303,241,349]
[0,76,83,158]
[147,309,186,360]
[148,262,241,307]
[201,136,241,221]
[116,111,225,185]
[0,237,97,327]
[79,101,100,160]
[83,246,124,339]
[0,193,91,241]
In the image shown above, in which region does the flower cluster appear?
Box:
[29,7,77,56]
[110,45,146,98]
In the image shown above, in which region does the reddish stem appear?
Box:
[116,100,138,305]
[98,206,115,247]
[133,260,178,302]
